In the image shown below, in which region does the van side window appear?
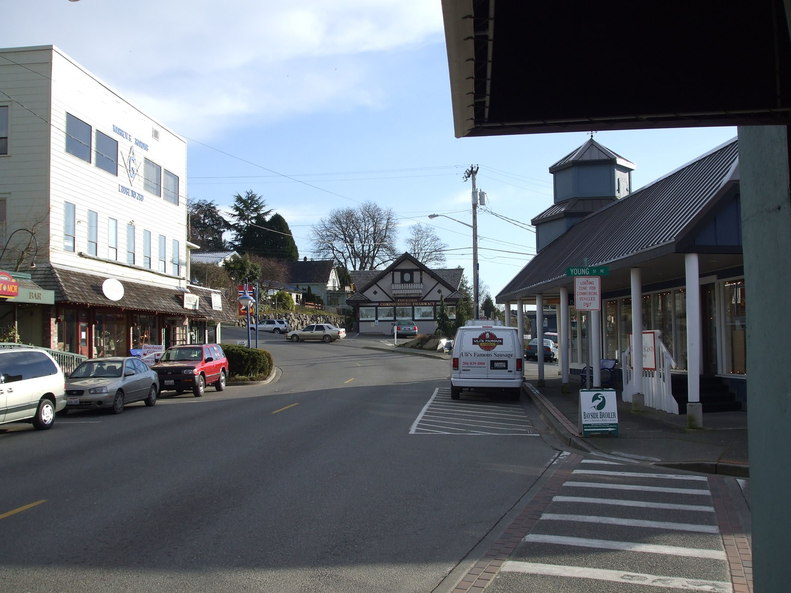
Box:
[0,351,58,381]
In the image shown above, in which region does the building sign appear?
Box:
[0,271,20,298]
[211,292,223,311]
[579,389,619,436]
[574,276,601,311]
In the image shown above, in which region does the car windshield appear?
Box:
[161,347,202,362]
[71,361,123,378]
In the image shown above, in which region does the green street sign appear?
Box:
[566,266,609,277]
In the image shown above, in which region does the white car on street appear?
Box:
[251,319,290,334]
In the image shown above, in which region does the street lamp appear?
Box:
[0,228,39,271]
[428,206,480,320]
[237,284,256,348]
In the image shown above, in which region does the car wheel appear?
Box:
[193,374,205,397]
[112,391,125,414]
[215,370,226,392]
[273,328,281,334]
[32,398,56,430]
[144,385,158,407]
[290,334,299,342]
[322,335,332,343]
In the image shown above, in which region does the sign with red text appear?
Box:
[574,276,601,311]
[0,271,20,298]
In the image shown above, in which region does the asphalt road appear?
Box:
[0,330,559,593]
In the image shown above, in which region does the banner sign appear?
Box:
[0,271,20,298]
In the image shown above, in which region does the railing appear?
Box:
[0,343,87,375]
[621,330,679,414]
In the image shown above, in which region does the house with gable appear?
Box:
[287,258,345,312]
[347,253,464,335]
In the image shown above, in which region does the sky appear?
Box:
[3,1,737,298]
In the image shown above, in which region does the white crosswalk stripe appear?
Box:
[495,458,732,592]
[410,387,539,435]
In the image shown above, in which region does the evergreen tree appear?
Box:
[258,213,299,260]
[188,199,228,251]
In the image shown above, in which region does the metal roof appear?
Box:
[497,138,740,302]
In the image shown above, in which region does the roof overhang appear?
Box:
[442,0,791,138]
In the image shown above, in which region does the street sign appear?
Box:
[579,389,619,436]
[566,266,609,276]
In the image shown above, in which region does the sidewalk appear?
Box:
[523,363,749,478]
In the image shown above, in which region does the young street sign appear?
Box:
[566,266,609,276]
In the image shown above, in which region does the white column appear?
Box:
[591,308,601,387]
[536,294,544,382]
[559,286,569,384]
[685,253,702,427]
[630,268,643,400]
[516,300,524,346]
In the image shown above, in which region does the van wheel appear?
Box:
[112,391,125,414]
[32,398,56,430]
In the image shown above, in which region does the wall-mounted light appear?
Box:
[0,228,39,271]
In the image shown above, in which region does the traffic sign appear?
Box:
[566,266,609,276]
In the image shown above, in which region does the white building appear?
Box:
[0,45,234,356]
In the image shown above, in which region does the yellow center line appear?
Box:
[0,499,46,520]
[272,403,299,414]
[345,378,355,384]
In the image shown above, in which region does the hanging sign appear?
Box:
[579,388,619,436]
[0,271,20,298]
[574,276,601,311]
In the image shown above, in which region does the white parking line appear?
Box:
[522,533,727,559]
[540,512,720,534]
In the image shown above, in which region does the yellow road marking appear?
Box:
[272,403,299,414]
[0,499,46,520]
[345,378,355,384]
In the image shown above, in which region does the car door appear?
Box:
[122,359,145,402]
[202,345,219,383]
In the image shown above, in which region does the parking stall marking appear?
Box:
[410,388,539,435]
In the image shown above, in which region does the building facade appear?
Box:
[0,45,234,357]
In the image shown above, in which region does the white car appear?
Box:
[286,323,346,343]
[252,319,290,334]
[0,348,66,430]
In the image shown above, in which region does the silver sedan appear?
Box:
[64,357,159,414]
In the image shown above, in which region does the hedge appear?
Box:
[223,344,273,380]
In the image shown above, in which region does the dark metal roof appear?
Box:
[31,266,237,322]
[549,138,635,173]
[288,260,335,285]
[497,138,740,302]
[532,198,619,225]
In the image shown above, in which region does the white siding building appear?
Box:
[0,45,234,356]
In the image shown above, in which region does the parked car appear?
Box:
[286,323,346,343]
[392,321,419,337]
[65,357,159,414]
[252,319,290,334]
[0,348,66,430]
[152,344,228,397]
[525,338,558,361]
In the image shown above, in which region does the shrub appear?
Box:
[224,343,273,380]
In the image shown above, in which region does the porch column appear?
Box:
[559,286,570,385]
[591,307,602,387]
[685,253,703,428]
[630,268,644,404]
[505,301,513,325]
[536,294,545,385]
[516,299,524,346]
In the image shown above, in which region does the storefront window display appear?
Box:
[724,280,746,374]
[131,314,158,350]
[94,311,127,357]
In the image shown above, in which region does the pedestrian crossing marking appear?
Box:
[522,533,727,559]
[500,561,732,592]
[573,469,708,482]
[541,512,720,534]
[565,480,711,496]
[552,495,715,513]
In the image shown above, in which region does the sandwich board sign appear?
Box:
[579,389,619,436]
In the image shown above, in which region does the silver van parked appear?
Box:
[0,348,66,430]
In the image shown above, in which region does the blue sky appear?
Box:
[3,1,736,297]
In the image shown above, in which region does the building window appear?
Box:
[414,306,434,320]
[377,306,394,321]
[0,105,8,155]
[723,280,747,375]
[158,234,166,273]
[143,230,151,269]
[359,307,376,321]
[163,170,179,205]
[64,202,76,251]
[144,158,161,196]
[95,130,118,175]
[171,239,179,275]
[108,218,118,260]
[87,210,98,256]
[396,306,413,319]
[66,113,91,162]
[127,224,136,265]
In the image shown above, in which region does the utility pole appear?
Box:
[463,165,480,319]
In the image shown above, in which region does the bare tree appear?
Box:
[311,201,398,270]
[405,223,448,266]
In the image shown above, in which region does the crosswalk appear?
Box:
[493,457,733,592]
[410,387,539,435]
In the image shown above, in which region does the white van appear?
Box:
[450,324,523,400]
[0,348,66,430]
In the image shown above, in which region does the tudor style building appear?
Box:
[347,253,463,335]
[0,45,235,356]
